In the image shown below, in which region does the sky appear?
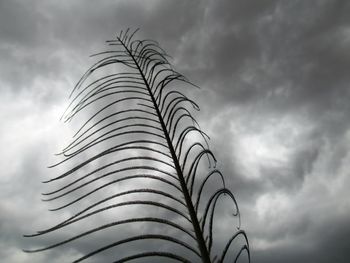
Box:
[1,0,350,262]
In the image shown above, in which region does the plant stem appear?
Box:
[121,38,212,263]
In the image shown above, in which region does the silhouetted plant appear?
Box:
[24,29,250,263]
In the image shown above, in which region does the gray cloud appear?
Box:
[1,0,350,262]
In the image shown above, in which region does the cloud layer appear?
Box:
[1,0,350,262]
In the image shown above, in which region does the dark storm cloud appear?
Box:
[1,0,350,262]
[175,0,350,120]
[183,2,350,262]
[253,210,350,263]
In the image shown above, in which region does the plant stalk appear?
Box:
[121,38,212,263]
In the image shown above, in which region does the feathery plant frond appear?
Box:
[24,29,250,263]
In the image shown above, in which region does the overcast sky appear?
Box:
[1,0,350,262]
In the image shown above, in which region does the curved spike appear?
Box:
[153,69,182,96]
[137,102,157,112]
[72,76,144,109]
[154,71,195,102]
[165,106,196,129]
[188,150,217,196]
[45,140,170,181]
[146,61,172,88]
[180,142,210,173]
[195,170,225,212]
[129,39,145,58]
[201,188,240,232]
[32,189,187,236]
[60,199,191,231]
[65,108,157,143]
[137,46,169,73]
[112,252,192,263]
[122,28,130,43]
[66,57,122,100]
[69,55,138,94]
[175,126,210,155]
[159,90,189,114]
[27,230,198,256]
[126,28,139,46]
[132,39,169,59]
[62,73,143,120]
[62,129,165,158]
[25,217,195,243]
[43,172,180,202]
[71,81,146,114]
[43,156,175,196]
[47,168,179,210]
[66,90,150,122]
[70,234,200,262]
[90,50,126,57]
[170,112,199,142]
[162,96,199,121]
[26,201,192,241]
[62,116,161,154]
[132,40,162,57]
[66,96,153,137]
[218,230,250,263]
[164,97,201,135]
[179,143,212,185]
[143,56,168,82]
